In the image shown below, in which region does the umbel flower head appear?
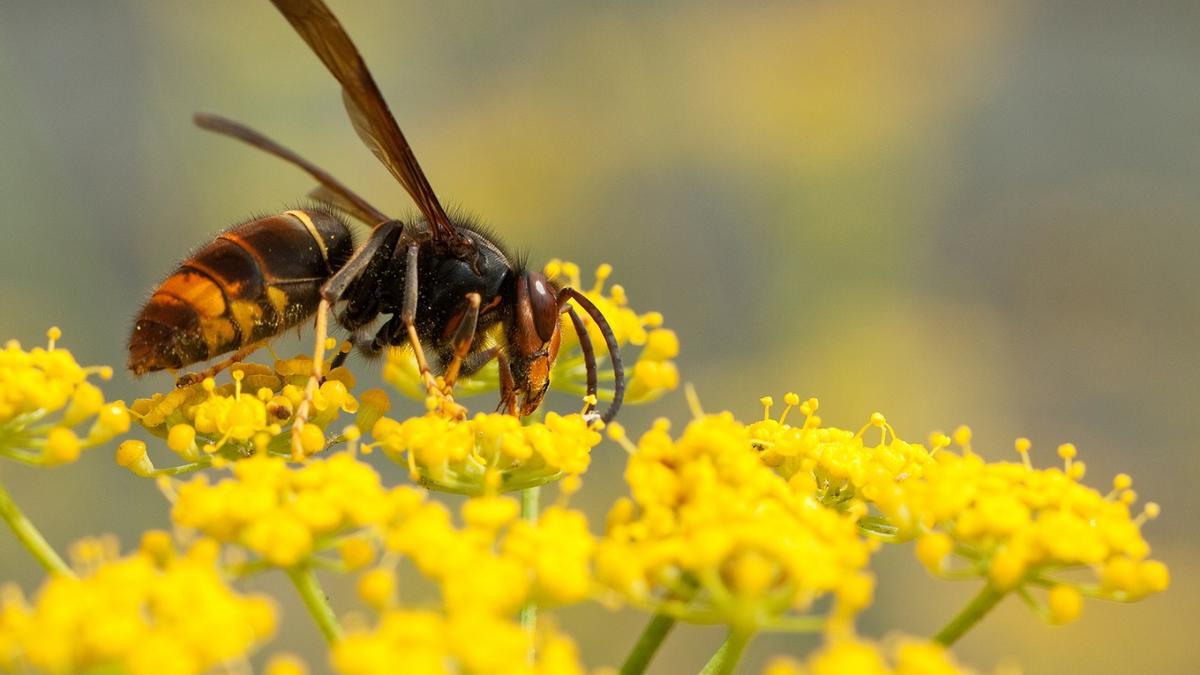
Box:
[598,413,876,632]
[369,410,601,495]
[334,491,593,675]
[128,354,384,472]
[0,328,129,466]
[170,451,403,567]
[747,395,938,513]
[743,392,1168,626]
[382,260,679,406]
[888,435,1169,622]
[0,533,275,675]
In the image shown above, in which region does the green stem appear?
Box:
[620,612,677,675]
[0,474,72,576]
[700,629,754,675]
[933,582,1008,646]
[518,485,541,662]
[287,565,342,643]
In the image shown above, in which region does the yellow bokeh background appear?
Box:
[1,1,1196,672]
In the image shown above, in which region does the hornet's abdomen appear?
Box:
[129,209,353,374]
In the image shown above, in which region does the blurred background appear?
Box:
[1,0,1197,672]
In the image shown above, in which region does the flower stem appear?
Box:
[0,475,72,576]
[287,565,342,643]
[933,582,1008,646]
[620,612,677,675]
[700,629,754,675]
[519,485,541,662]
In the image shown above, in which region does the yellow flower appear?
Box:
[764,635,978,675]
[370,411,600,494]
[332,609,584,675]
[879,437,1168,620]
[547,260,680,405]
[171,452,400,567]
[503,506,596,605]
[129,358,374,470]
[337,492,592,675]
[747,395,937,513]
[742,392,1168,625]
[380,492,599,612]
[598,413,875,631]
[0,536,275,675]
[382,260,679,407]
[0,328,128,466]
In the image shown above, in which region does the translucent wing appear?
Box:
[194,112,387,227]
[270,0,464,246]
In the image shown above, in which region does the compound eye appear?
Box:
[525,273,559,343]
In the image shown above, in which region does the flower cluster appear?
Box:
[889,436,1169,619]
[0,534,275,675]
[747,395,938,513]
[598,413,876,632]
[333,491,593,675]
[0,328,129,466]
[743,393,1169,626]
[382,260,679,407]
[171,452,401,567]
[0,317,1173,675]
[128,356,386,473]
[370,411,601,494]
[765,636,976,675]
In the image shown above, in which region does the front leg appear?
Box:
[495,351,518,416]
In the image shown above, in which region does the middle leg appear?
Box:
[398,243,466,418]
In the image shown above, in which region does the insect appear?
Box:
[127,0,624,452]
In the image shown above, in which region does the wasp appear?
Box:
[128,0,624,452]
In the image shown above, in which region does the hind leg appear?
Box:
[175,340,268,387]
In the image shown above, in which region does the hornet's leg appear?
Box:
[495,351,518,416]
[399,243,465,418]
[176,340,270,387]
[460,345,500,379]
[321,220,402,305]
[441,293,482,391]
[452,345,514,415]
[291,299,331,459]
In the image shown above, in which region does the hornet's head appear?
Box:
[507,271,562,416]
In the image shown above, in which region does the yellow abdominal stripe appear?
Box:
[286,209,330,267]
